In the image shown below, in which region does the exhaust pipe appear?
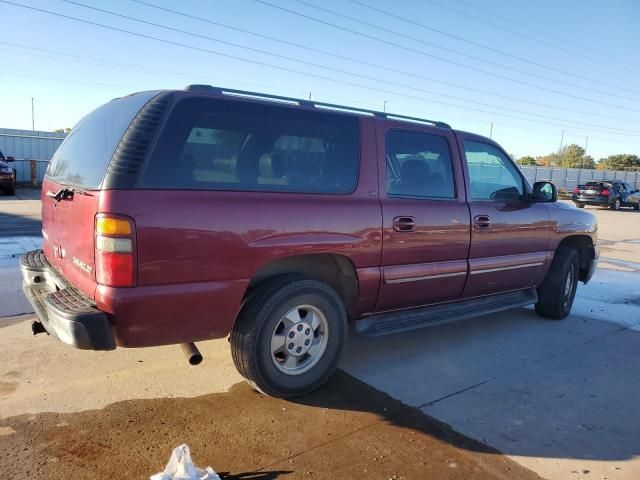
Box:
[180,342,203,366]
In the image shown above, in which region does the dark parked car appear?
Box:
[20,85,599,398]
[0,149,16,196]
[572,180,640,211]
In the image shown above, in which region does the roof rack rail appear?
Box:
[184,84,451,129]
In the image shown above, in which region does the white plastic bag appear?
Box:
[150,444,221,480]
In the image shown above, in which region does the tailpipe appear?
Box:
[180,342,203,366]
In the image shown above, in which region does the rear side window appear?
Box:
[46,91,159,189]
[385,130,455,199]
[141,97,360,194]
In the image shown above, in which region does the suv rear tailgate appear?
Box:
[42,178,100,299]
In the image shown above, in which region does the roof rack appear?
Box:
[184,84,451,129]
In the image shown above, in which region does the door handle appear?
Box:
[474,215,491,229]
[393,216,416,232]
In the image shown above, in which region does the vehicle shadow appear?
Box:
[294,307,640,462]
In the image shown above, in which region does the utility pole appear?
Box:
[489,122,493,139]
[383,100,389,112]
[308,92,312,100]
[583,136,589,169]
[559,130,565,152]
[31,97,35,131]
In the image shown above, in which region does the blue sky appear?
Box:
[1,0,639,160]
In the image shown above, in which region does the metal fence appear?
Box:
[519,166,640,192]
[10,159,50,184]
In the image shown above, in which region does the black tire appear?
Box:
[230,275,347,398]
[634,204,640,211]
[535,246,579,320]
[576,203,585,208]
[5,186,15,196]
[610,198,621,211]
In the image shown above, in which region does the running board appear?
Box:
[355,289,538,336]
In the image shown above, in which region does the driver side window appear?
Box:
[463,140,524,201]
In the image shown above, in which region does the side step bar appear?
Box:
[355,289,538,336]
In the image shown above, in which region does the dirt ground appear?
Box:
[0,371,542,480]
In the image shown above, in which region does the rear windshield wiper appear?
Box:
[46,186,90,202]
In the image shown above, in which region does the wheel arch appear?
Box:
[245,253,359,313]
[557,235,596,282]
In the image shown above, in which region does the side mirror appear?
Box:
[532,181,557,203]
[5,156,15,162]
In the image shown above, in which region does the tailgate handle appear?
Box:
[393,216,416,232]
[474,215,491,229]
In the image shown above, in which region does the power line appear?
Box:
[346,0,639,95]
[284,0,640,103]
[2,0,639,138]
[422,0,628,70]
[454,0,639,74]
[129,0,636,124]
[55,0,640,133]
[250,0,640,111]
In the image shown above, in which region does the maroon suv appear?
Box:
[21,85,598,397]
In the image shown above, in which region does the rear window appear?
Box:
[46,91,160,189]
[140,97,360,194]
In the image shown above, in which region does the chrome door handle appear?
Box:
[474,215,491,229]
[393,216,416,232]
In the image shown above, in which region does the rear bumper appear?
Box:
[572,195,609,206]
[20,250,115,350]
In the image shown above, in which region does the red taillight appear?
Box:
[573,187,579,194]
[601,189,610,196]
[96,252,134,287]
[95,215,135,287]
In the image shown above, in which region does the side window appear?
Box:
[463,140,524,201]
[385,130,455,199]
[141,98,359,194]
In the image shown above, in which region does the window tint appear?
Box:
[463,140,524,201]
[385,130,455,199]
[46,91,159,189]
[141,97,359,194]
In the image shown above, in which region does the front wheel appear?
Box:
[230,276,347,398]
[576,203,585,209]
[535,246,579,320]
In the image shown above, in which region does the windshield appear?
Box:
[45,91,160,189]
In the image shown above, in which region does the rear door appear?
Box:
[42,91,158,298]
[375,122,470,312]
[458,134,551,298]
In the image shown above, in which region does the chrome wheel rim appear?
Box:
[270,304,329,375]
[563,264,574,307]
[615,199,620,210]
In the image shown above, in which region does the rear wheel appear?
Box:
[610,198,621,211]
[535,246,579,320]
[576,203,585,208]
[230,275,347,398]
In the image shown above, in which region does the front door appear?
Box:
[458,135,551,298]
[375,123,471,312]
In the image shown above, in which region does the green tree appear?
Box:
[53,127,72,134]
[516,155,537,166]
[597,154,640,171]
